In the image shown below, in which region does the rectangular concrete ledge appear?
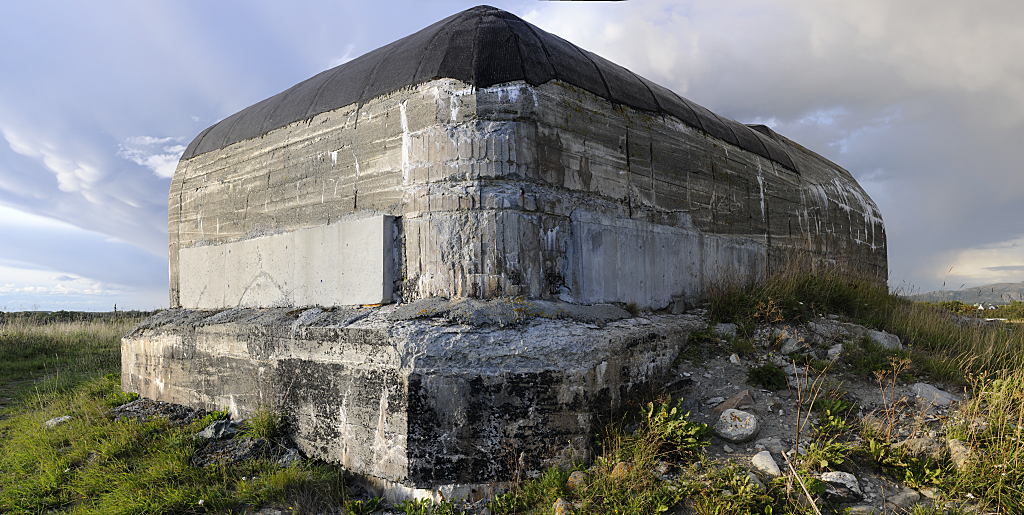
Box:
[121,305,704,498]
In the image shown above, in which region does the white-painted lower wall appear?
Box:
[566,210,767,307]
[178,216,393,309]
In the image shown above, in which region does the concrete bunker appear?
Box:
[124,5,886,499]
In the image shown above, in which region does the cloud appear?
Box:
[328,43,358,68]
[1,127,105,193]
[986,266,1024,272]
[523,0,1024,291]
[117,136,187,178]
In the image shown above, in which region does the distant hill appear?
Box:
[909,282,1024,304]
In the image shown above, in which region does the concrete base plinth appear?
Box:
[121,302,702,498]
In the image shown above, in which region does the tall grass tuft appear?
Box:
[706,268,1024,383]
[0,315,141,402]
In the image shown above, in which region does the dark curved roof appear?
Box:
[182,5,798,171]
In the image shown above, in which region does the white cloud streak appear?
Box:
[117,136,187,178]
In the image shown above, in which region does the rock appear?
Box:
[275,447,303,467]
[755,437,787,454]
[918,486,939,499]
[111,398,206,425]
[566,470,587,490]
[827,343,844,360]
[729,353,741,364]
[194,419,240,440]
[191,437,273,467]
[552,498,571,515]
[610,461,635,479]
[948,438,973,471]
[705,396,726,406]
[847,505,880,514]
[751,450,782,477]
[807,319,850,342]
[713,409,760,443]
[867,330,902,350]
[714,323,738,339]
[894,436,947,460]
[722,444,735,453]
[820,471,863,503]
[780,337,805,355]
[887,487,921,508]
[711,389,755,417]
[746,472,765,490]
[911,383,960,407]
[44,415,72,428]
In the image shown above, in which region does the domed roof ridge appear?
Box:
[182,5,796,171]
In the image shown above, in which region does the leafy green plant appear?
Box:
[643,400,711,459]
[812,397,855,438]
[676,461,779,514]
[800,439,850,471]
[344,497,383,515]
[398,498,464,515]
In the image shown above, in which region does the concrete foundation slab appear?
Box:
[122,304,703,497]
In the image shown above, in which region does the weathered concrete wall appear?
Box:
[178,215,394,308]
[168,78,884,311]
[122,305,702,492]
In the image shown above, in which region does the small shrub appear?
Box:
[747,363,788,390]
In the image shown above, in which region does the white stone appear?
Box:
[820,471,863,502]
[867,329,902,350]
[911,383,960,406]
[43,415,72,428]
[713,409,760,443]
[751,450,782,477]
[827,343,844,360]
[729,353,741,364]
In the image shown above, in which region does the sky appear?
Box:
[0,0,1021,310]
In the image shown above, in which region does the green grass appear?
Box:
[707,269,1024,383]
[9,269,1024,513]
[0,315,352,513]
[0,315,138,402]
[495,270,1024,513]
